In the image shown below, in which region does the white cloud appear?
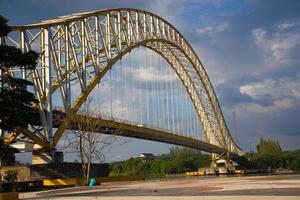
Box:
[131,66,177,83]
[252,26,300,66]
[240,77,300,101]
[277,23,295,31]
[237,98,293,114]
[197,23,228,35]
[238,75,300,113]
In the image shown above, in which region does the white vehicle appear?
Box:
[216,159,237,174]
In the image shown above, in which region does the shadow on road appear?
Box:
[22,186,300,199]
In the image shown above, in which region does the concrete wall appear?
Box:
[0,163,109,182]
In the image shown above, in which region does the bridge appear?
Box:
[2,8,243,158]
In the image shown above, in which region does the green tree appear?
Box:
[256,137,282,157]
[291,159,300,171]
[0,16,40,133]
[109,147,211,177]
[1,169,17,192]
[0,138,18,165]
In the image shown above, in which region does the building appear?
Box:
[138,153,156,160]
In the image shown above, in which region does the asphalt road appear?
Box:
[20,174,300,200]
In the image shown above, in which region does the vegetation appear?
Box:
[110,139,300,177]
[0,16,40,193]
[0,170,18,192]
[0,138,18,166]
[0,16,40,133]
[239,138,300,171]
[109,147,210,177]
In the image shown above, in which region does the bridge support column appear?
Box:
[210,153,217,172]
[32,149,63,165]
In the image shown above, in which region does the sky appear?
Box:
[1,0,300,162]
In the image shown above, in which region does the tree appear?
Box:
[1,170,17,192]
[0,16,40,192]
[0,138,18,166]
[0,138,19,192]
[0,16,40,133]
[291,159,300,171]
[256,137,282,157]
[59,99,121,185]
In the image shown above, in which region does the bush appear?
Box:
[291,159,300,171]
[1,170,17,192]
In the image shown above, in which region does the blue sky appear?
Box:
[1,0,300,162]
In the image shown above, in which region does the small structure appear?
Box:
[138,153,156,160]
[32,150,63,165]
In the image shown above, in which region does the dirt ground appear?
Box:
[20,174,300,200]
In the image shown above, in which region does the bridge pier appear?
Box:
[32,149,63,165]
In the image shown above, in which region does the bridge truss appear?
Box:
[3,8,243,156]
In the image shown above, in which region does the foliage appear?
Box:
[110,140,300,177]
[109,147,210,177]
[0,137,18,155]
[291,159,300,171]
[236,138,300,171]
[256,137,282,157]
[0,16,40,133]
[1,170,17,192]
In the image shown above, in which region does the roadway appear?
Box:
[20,174,300,200]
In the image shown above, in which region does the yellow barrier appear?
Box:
[185,171,205,176]
[43,178,83,186]
[234,169,245,174]
[0,192,19,200]
[43,176,144,186]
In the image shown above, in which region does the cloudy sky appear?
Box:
[1,0,300,161]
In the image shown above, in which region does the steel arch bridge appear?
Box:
[3,8,243,156]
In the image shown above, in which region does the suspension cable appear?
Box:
[138,48,143,125]
[129,51,134,123]
[155,53,161,129]
[165,60,170,131]
[145,49,150,125]
[170,70,175,133]
[109,66,113,120]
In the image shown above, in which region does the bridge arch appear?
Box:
[6,8,243,156]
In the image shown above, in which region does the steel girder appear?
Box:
[4,8,243,156]
[64,114,228,155]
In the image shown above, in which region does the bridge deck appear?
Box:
[55,114,227,155]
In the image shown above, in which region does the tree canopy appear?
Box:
[0,16,40,133]
[109,147,211,177]
[256,137,282,157]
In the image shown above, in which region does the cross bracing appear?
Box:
[3,8,243,156]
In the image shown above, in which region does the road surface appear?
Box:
[20,174,300,200]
